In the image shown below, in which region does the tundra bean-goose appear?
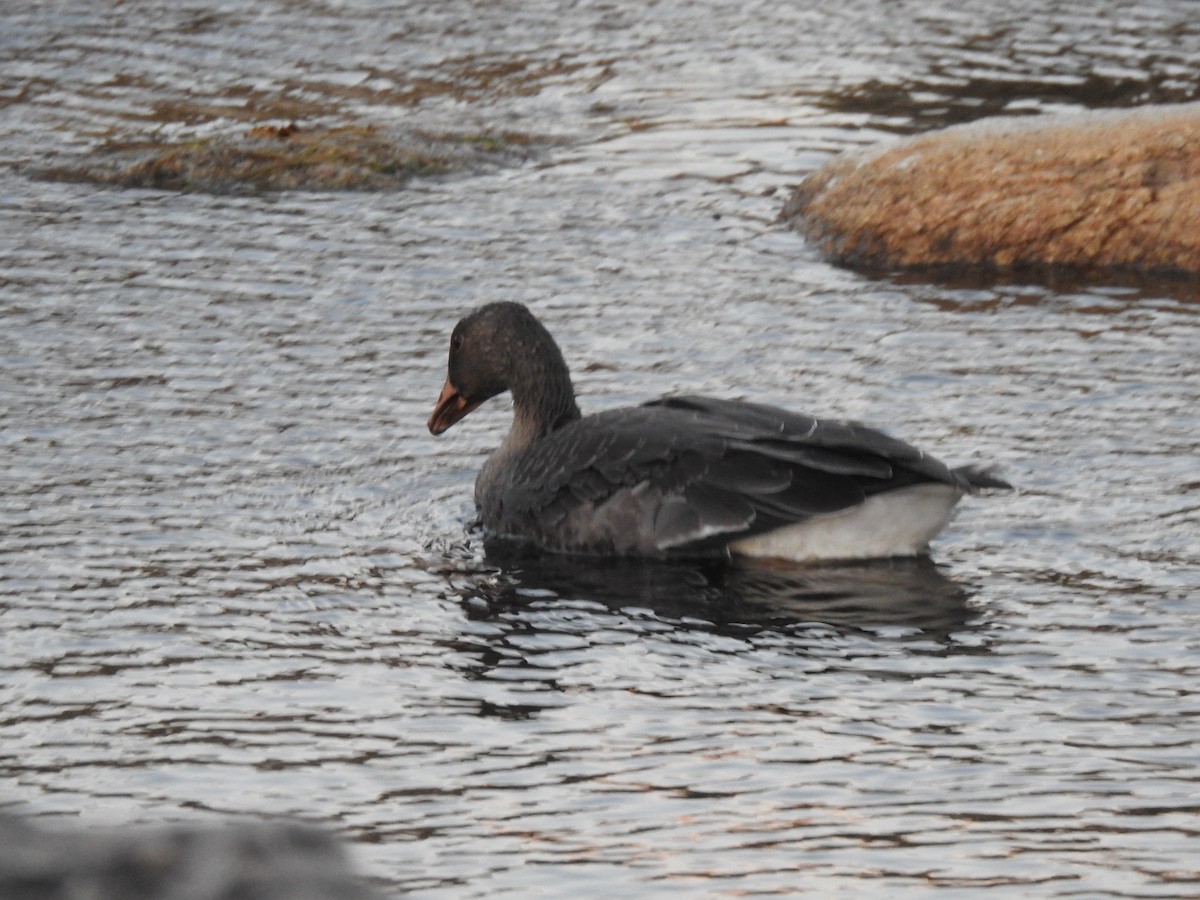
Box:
[428,301,1009,561]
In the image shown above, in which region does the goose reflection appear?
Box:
[457,539,983,646]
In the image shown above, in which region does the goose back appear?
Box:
[477,394,995,557]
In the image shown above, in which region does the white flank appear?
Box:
[729,484,964,562]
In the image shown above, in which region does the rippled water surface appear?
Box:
[2,1,1198,896]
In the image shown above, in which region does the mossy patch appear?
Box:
[30,50,594,193]
[39,123,548,193]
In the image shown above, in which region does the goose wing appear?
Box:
[494,395,979,556]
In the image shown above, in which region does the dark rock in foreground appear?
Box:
[0,813,384,900]
[783,102,1200,276]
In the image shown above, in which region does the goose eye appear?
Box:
[451,332,464,350]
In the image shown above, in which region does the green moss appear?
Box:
[32,51,585,192]
[39,124,548,193]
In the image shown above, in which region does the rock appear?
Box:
[782,102,1200,276]
[0,813,385,900]
[37,124,546,193]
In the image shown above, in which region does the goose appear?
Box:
[428,301,1009,561]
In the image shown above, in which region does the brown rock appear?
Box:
[782,103,1200,276]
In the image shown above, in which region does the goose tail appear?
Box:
[953,464,1013,492]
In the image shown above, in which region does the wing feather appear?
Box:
[490,395,982,556]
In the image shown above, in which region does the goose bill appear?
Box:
[428,380,481,434]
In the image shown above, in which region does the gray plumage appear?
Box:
[428,302,1009,560]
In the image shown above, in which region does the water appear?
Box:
[2,1,1198,896]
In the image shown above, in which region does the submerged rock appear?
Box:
[39,124,545,193]
[0,813,384,900]
[783,102,1200,276]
